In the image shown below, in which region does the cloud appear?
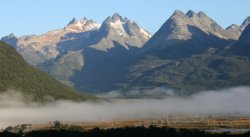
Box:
[97,87,176,99]
[0,87,250,129]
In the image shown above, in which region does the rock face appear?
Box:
[238,24,250,43]
[232,24,250,57]
[226,16,250,40]
[42,50,84,82]
[225,24,242,40]
[1,33,18,47]
[241,16,250,28]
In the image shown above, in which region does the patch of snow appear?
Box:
[140,28,152,39]
[93,23,101,29]
[65,28,79,33]
[77,22,83,30]
[231,26,236,29]
[79,20,100,31]
[80,19,87,24]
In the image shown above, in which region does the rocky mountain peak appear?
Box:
[158,10,211,40]
[144,10,232,50]
[239,24,250,43]
[91,13,151,51]
[112,13,123,22]
[67,17,78,25]
[100,13,151,38]
[172,10,186,17]
[80,17,93,23]
[186,10,196,18]
[82,17,88,20]
[123,17,130,22]
[197,11,207,17]
[103,13,124,24]
[242,16,250,28]
[2,33,17,39]
[168,10,188,23]
[193,11,227,39]
[225,24,242,40]
[227,24,240,30]
[1,33,18,47]
[225,16,250,40]
[64,17,100,33]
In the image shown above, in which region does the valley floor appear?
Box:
[5,115,250,134]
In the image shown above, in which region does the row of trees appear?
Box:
[1,126,250,137]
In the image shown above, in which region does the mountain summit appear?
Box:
[242,16,250,28]
[90,13,152,51]
[226,16,250,40]
[143,10,231,53]
[67,17,78,25]
[64,17,100,33]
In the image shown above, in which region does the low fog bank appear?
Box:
[96,87,176,99]
[0,87,250,129]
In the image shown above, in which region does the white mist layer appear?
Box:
[0,87,250,129]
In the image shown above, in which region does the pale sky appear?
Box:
[0,0,249,37]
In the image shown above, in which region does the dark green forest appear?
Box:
[0,41,95,102]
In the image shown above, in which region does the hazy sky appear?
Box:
[0,0,250,37]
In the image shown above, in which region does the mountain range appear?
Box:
[2,10,250,95]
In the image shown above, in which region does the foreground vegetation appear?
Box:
[1,126,250,137]
[0,41,95,102]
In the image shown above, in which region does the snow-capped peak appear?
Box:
[99,13,152,39]
[140,28,152,39]
[64,17,100,33]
